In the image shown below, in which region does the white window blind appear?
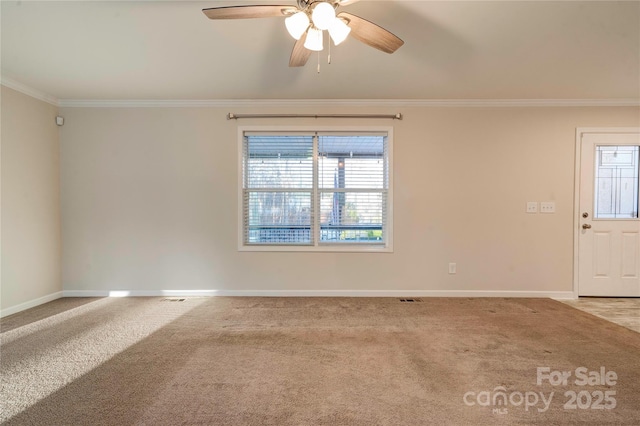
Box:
[242,131,390,249]
[243,135,314,245]
[318,135,387,243]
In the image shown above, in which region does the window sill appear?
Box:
[238,244,393,253]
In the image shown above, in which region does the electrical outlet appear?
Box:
[526,202,538,213]
[540,202,556,213]
[449,263,457,274]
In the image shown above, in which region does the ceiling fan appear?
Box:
[202,0,404,67]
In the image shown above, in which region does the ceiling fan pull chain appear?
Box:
[328,37,331,64]
[317,51,320,73]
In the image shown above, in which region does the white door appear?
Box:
[577,131,640,296]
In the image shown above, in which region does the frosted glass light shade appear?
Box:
[311,2,335,31]
[304,27,323,51]
[328,18,351,45]
[285,12,310,40]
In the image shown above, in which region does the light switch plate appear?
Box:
[526,202,538,213]
[540,202,555,213]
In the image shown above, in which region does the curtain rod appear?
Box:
[227,113,402,120]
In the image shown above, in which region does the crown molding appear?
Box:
[0,76,636,109]
[57,98,640,108]
[0,80,635,109]
[1,77,59,106]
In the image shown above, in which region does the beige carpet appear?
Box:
[1,297,639,425]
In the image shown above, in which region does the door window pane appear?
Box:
[594,146,639,219]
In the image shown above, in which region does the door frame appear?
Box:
[573,127,640,298]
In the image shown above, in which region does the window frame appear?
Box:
[237,126,393,252]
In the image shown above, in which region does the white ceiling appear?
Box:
[2,0,639,101]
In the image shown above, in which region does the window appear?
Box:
[240,129,392,251]
[594,145,639,219]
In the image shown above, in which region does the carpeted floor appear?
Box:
[1,297,639,425]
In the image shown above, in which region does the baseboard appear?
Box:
[0,291,64,318]
[62,289,576,299]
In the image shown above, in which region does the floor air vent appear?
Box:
[399,298,422,302]
[162,298,186,302]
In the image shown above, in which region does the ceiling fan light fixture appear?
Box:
[304,27,324,51]
[328,18,351,45]
[285,11,310,40]
[311,2,336,31]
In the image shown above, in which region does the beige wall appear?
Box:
[59,105,640,296]
[1,87,62,313]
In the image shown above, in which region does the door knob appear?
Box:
[582,224,592,229]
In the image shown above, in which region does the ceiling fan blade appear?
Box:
[338,12,404,54]
[289,32,312,67]
[203,5,294,20]
[336,0,361,5]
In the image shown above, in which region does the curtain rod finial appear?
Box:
[395,113,403,120]
[227,113,236,120]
